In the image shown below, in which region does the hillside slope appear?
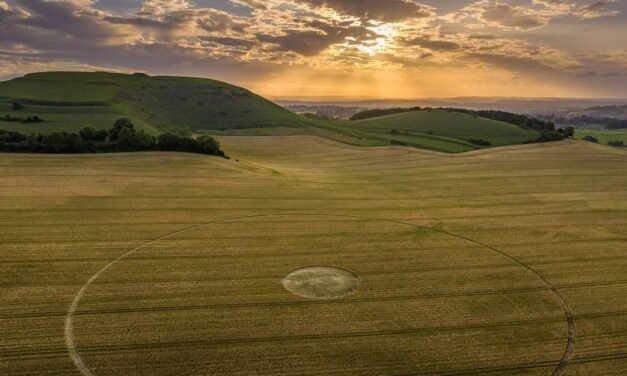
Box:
[0,72,306,134]
[305,110,540,153]
[353,110,539,146]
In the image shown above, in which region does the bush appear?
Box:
[468,139,491,146]
[158,133,225,157]
[607,140,624,147]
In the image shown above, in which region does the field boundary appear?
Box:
[65,213,575,376]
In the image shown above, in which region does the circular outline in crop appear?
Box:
[65,213,575,376]
[282,266,361,299]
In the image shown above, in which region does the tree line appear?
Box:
[0,118,226,157]
[350,107,423,120]
[540,114,627,130]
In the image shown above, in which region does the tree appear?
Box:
[564,127,575,138]
[109,118,135,141]
[12,102,24,111]
[79,126,98,141]
[117,127,155,150]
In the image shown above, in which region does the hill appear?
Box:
[310,110,540,153]
[0,71,306,134]
[1,72,547,153]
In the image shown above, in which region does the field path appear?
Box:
[65,214,575,376]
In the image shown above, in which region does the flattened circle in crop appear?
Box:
[282,266,360,299]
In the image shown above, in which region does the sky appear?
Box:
[1,0,626,99]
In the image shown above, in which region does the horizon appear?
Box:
[4,70,627,103]
[1,1,627,99]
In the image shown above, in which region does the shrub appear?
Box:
[468,139,491,146]
[607,140,624,147]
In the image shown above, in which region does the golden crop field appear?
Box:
[1,137,626,376]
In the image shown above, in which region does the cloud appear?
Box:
[257,20,378,56]
[201,36,256,48]
[293,0,433,22]
[533,0,575,12]
[0,0,626,98]
[8,0,125,41]
[403,36,460,51]
[575,1,619,19]
[479,3,547,30]
[468,53,560,75]
[457,0,621,31]
[231,0,267,10]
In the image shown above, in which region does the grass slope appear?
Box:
[575,128,627,146]
[351,109,539,148]
[0,72,306,134]
[1,139,626,375]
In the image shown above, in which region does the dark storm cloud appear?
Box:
[294,0,432,22]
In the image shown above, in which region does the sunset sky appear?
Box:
[1,0,626,99]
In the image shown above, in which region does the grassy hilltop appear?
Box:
[0,71,542,153]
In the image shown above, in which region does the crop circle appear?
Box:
[282,266,360,299]
[69,214,572,376]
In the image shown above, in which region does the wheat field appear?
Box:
[1,138,626,375]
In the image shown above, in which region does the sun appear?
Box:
[356,23,397,55]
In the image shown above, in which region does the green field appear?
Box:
[1,138,626,375]
[575,129,627,146]
[1,72,542,153]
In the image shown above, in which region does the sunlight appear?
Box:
[356,23,397,55]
